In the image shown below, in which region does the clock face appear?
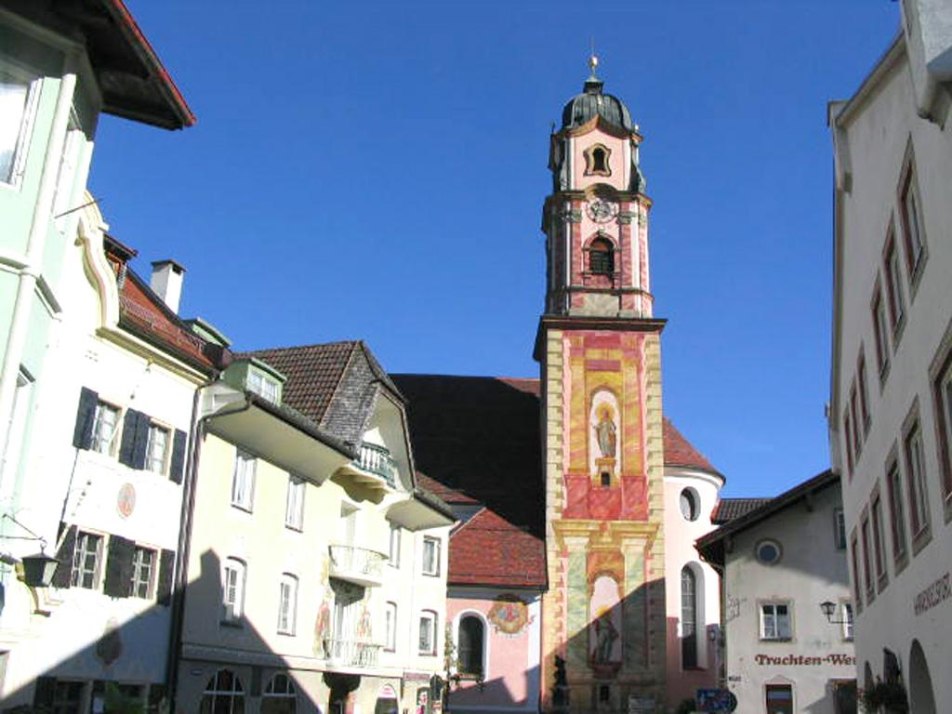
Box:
[587,199,617,223]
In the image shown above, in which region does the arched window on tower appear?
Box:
[457,615,485,678]
[584,143,612,176]
[589,237,614,275]
[681,566,698,669]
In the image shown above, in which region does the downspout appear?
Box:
[165,383,253,705]
[0,71,76,456]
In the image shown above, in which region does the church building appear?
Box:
[393,61,724,714]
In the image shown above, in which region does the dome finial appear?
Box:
[588,38,599,79]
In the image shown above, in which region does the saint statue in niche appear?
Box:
[594,406,617,458]
[592,608,619,663]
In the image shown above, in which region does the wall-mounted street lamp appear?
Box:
[1,514,59,588]
[819,600,849,624]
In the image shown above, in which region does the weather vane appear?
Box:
[589,38,599,78]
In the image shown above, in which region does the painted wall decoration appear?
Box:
[487,595,532,635]
[589,575,621,669]
[116,482,136,518]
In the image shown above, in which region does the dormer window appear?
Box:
[584,143,612,176]
[589,237,614,275]
[247,370,280,403]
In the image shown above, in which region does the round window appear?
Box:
[755,539,782,565]
[679,489,699,521]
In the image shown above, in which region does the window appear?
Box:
[231,450,256,511]
[51,681,85,714]
[91,402,120,455]
[588,237,614,275]
[765,684,793,714]
[200,670,244,714]
[904,418,930,540]
[679,489,699,521]
[898,158,927,282]
[871,285,890,378]
[248,370,280,403]
[388,525,401,567]
[930,340,952,512]
[584,144,611,176]
[850,532,863,610]
[131,546,157,599]
[277,574,298,635]
[223,558,246,622]
[842,603,854,641]
[759,602,791,641]
[145,423,171,474]
[384,602,397,652]
[871,493,887,587]
[680,567,697,668]
[419,611,437,655]
[857,351,871,433]
[886,458,908,562]
[860,514,874,601]
[285,475,305,530]
[843,410,854,476]
[70,531,103,589]
[883,232,906,336]
[262,673,297,714]
[755,539,782,566]
[0,72,37,186]
[833,508,847,550]
[457,615,485,677]
[850,386,862,457]
[422,537,440,576]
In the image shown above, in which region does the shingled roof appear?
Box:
[241,341,403,446]
[662,417,721,476]
[448,508,546,588]
[711,498,772,525]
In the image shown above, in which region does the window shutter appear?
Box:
[52,525,77,588]
[157,549,175,606]
[33,676,56,708]
[119,409,140,466]
[103,535,135,598]
[72,387,98,449]
[170,429,187,484]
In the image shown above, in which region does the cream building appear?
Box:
[698,471,856,714]
[828,1,952,710]
[175,342,454,714]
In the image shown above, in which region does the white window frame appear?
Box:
[388,524,401,568]
[91,401,120,455]
[277,573,298,635]
[223,558,246,623]
[422,537,440,576]
[231,450,256,511]
[883,232,906,336]
[247,370,280,403]
[841,602,854,641]
[70,531,103,590]
[904,421,930,538]
[0,68,39,188]
[759,601,792,641]
[418,610,437,655]
[285,474,305,531]
[131,546,157,599]
[384,601,397,652]
[145,422,172,474]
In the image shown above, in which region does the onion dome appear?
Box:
[561,58,633,132]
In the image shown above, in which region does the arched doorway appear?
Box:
[908,639,936,714]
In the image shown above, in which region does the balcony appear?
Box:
[324,638,382,670]
[339,443,398,491]
[328,544,386,587]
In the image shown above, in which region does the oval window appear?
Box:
[679,489,699,521]
[755,539,782,565]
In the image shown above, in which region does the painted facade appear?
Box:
[828,2,952,710]
[698,472,856,714]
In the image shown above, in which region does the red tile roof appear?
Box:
[662,418,721,475]
[118,271,217,372]
[711,498,772,525]
[448,508,546,588]
[415,471,480,505]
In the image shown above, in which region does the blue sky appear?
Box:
[91,1,899,498]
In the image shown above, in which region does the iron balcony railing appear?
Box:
[324,638,382,668]
[328,544,386,584]
[354,443,397,488]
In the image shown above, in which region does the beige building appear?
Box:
[175,342,454,714]
[828,1,952,711]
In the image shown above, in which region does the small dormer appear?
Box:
[222,358,287,405]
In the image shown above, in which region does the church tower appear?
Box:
[535,59,667,712]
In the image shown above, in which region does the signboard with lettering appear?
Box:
[754,653,855,666]
[696,689,737,713]
[627,695,655,714]
[913,572,950,615]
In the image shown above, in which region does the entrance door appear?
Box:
[765,684,793,714]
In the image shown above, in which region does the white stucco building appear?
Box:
[828,1,952,710]
[698,471,856,714]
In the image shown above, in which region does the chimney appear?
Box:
[150,260,185,314]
